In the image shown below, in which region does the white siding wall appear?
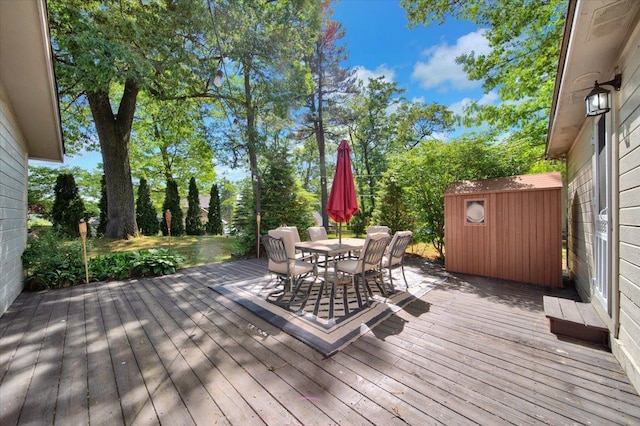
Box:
[566,125,595,302]
[616,19,640,391]
[0,80,28,316]
[564,18,640,392]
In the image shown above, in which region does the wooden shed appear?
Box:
[444,172,563,287]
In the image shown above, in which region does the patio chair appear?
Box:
[334,232,391,306]
[381,231,413,290]
[367,225,390,235]
[262,229,315,307]
[276,225,304,258]
[307,226,328,241]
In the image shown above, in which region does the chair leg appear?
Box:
[401,263,409,289]
[359,271,374,306]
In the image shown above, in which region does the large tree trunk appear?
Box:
[87,80,139,239]
[314,41,329,229]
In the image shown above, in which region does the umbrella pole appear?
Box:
[339,222,342,244]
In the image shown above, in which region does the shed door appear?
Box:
[593,116,610,313]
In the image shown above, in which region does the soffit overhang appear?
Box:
[0,0,64,162]
[546,0,640,159]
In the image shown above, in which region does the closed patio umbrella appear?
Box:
[327,139,359,243]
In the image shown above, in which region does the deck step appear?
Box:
[543,296,609,347]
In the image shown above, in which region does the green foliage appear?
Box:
[186,177,204,236]
[372,173,413,234]
[22,228,183,289]
[346,77,404,215]
[22,228,85,290]
[301,1,356,227]
[89,249,183,281]
[97,175,108,236]
[131,97,217,195]
[28,218,52,228]
[401,0,567,146]
[161,180,184,237]
[232,152,315,256]
[51,173,86,238]
[349,211,367,237]
[28,166,102,220]
[207,183,224,235]
[260,152,315,235]
[27,166,59,218]
[231,180,258,256]
[218,179,237,228]
[49,0,217,238]
[136,177,159,236]
[394,134,526,259]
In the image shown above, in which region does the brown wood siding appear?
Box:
[445,181,562,287]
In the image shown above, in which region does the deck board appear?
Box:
[1,258,640,425]
[54,285,89,425]
[168,274,371,426]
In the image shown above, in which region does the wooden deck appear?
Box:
[1,258,640,425]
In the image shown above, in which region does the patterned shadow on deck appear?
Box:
[209,261,448,356]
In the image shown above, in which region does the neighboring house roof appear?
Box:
[0,0,63,162]
[445,172,563,196]
[546,0,640,159]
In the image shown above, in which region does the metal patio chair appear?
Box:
[334,232,391,306]
[381,231,413,290]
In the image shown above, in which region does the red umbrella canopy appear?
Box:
[327,140,359,223]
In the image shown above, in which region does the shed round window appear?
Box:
[466,200,485,224]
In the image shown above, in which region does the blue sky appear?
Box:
[32,1,493,173]
[333,0,494,119]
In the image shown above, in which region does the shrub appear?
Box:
[206,183,223,235]
[51,173,86,238]
[185,177,204,235]
[22,228,183,289]
[89,249,183,281]
[136,177,159,236]
[22,228,85,290]
[161,179,184,236]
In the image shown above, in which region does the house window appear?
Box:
[466,200,485,225]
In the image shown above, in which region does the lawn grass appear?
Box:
[89,235,237,268]
[87,229,441,270]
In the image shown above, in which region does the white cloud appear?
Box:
[448,91,499,117]
[353,64,396,86]
[412,30,490,91]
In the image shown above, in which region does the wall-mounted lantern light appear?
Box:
[585,73,622,117]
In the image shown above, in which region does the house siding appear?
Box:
[0,80,28,315]
[566,125,595,302]
[616,20,640,389]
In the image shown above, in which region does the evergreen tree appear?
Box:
[261,152,314,234]
[206,183,223,235]
[372,173,412,234]
[136,177,159,236]
[161,179,184,237]
[231,180,257,255]
[185,177,203,235]
[96,175,108,236]
[51,173,86,238]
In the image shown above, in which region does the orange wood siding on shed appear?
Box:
[445,173,563,287]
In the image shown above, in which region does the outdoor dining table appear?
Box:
[295,237,365,294]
